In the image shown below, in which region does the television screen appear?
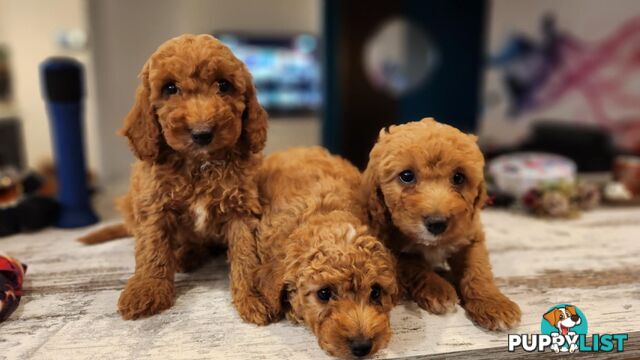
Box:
[217,33,321,116]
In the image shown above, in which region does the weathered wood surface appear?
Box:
[1,207,639,359]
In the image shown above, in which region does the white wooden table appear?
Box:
[1,208,639,359]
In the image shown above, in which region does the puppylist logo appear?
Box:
[508,304,629,353]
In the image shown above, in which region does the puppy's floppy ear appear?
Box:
[241,72,268,153]
[253,262,289,319]
[384,256,401,307]
[474,180,488,210]
[362,167,390,235]
[470,136,486,209]
[566,305,577,316]
[119,63,162,161]
[389,280,400,307]
[281,274,306,322]
[378,124,393,139]
[543,308,560,326]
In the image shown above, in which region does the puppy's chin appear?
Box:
[399,223,441,249]
[415,232,439,247]
[192,147,223,160]
[181,141,240,162]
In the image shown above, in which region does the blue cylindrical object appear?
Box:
[40,57,98,228]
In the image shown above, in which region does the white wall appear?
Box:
[0,0,101,172]
[175,0,321,34]
[0,1,6,43]
[89,0,322,182]
[88,0,183,182]
[479,0,640,149]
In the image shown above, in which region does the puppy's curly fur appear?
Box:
[362,118,521,331]
[236,147,398,359]
[93,34,268,320]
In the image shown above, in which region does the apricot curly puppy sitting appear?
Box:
[236,147,398,358]
[362,118,521,331]
[82,35,268,320]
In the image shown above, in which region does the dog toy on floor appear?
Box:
[0,255,27,322]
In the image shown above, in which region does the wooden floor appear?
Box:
[1,208,639,359]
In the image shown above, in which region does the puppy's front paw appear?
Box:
[464,292,521,331]
[118,276,175,320]
[233,291,276,326]
[412,275,459,314]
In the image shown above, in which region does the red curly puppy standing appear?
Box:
[362,118,521,331]
[83,34,269,320]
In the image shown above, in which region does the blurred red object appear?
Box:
[0,255,26,322]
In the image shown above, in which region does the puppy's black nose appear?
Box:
[571,315,580,322]
[349,337,373,357]
[191,130,213,146]
[425,216,448,235]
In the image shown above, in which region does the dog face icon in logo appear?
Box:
[542,304,588,353]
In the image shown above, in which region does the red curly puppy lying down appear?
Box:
[362,118,521,331]
[235,147,399,359]
[80,34,268,320]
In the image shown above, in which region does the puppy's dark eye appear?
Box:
[216,79,233,93]
[317,287,332,302]
[370,284,382,303]
[452,171,466,186]
[161,82,179,96]
[399,170,415,184]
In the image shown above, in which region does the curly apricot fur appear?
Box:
[362,118,521,331]
[233,147,399,359]
[98,34,268,320]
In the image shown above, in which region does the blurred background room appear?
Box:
[2,1,640,358]
[0,0,639,224]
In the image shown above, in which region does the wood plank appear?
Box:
[1,208,639,359]
[389,331,639,359]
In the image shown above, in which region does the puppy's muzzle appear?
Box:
[191,130,213,146]
[349,336,373,357]
[425,216,448,236]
